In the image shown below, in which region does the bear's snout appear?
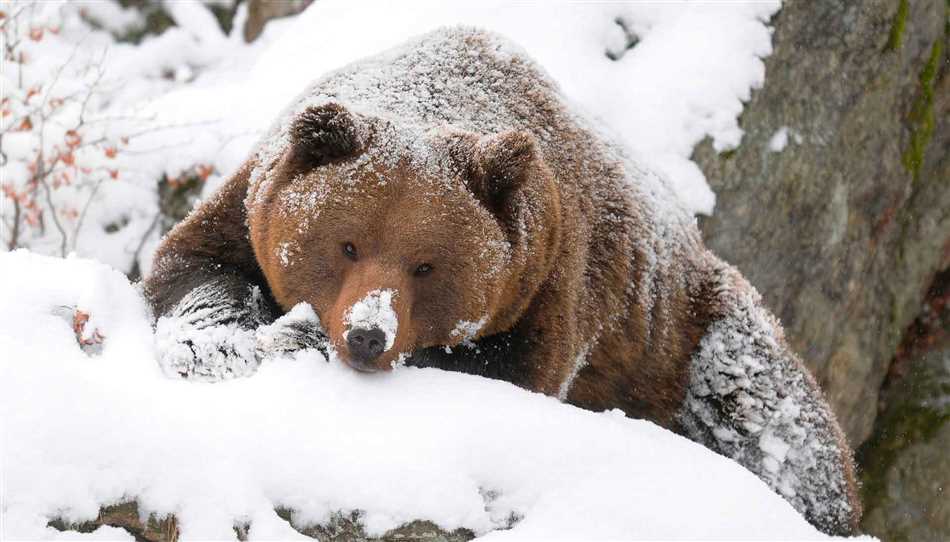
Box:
[333,286,406,372]
[346,327,385,370]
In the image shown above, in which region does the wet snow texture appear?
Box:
[678,267,856,533]
[1,251,871,541]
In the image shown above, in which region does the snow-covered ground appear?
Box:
[2,0,779,274]
[0,251,875,541]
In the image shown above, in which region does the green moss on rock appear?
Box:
[886,0,910,51]
[858,403,950,512]
[858,345,950,538]
[901,40,942,179]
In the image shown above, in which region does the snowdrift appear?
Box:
[0,251,873,541]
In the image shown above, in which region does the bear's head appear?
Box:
[247,103,561,372]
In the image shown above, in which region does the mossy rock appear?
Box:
[858,345,950,541]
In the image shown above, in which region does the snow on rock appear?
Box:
[0,251,874,541]
[344,289,399,352]
[768,126,803,152]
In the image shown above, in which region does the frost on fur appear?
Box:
[154,278,330,381]
[678,269,856,534]
[155,317,259,381]
[256,302,329,359]
[154,279,268,381]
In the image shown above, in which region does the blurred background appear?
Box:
[0,1,946,540]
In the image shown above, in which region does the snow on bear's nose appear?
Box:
[343,289,398,354]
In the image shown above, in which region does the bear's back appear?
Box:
[293,26,567,149]
[252,27,702,270]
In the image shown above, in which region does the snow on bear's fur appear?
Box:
[144,27,860,534]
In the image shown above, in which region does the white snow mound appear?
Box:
[0,252,874,541]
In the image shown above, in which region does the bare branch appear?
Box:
[4,197,21,250]
[35,116,68,256]
[80,48,108,123]
[71,176,104,249]
[129,211,161,279]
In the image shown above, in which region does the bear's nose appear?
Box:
[346,327,386,368]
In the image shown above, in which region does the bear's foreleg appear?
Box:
[151,268,329,380]
[677,271,860,535]
[146,164,328,381]
[152,273,270,380]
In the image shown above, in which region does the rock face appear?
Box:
[858,268,950,540]
[858,341,950,542]
[692,0,950,446]
[50,503,473,542]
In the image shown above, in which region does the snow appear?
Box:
[557,343,592,401]
[768,126,803,152]
[344,289,398,353]
[450,317,487,347]
[0,251,877,541]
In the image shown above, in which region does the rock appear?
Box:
[110,0,176,44]
[49,501,179,542]
[857,340,950,541]
[244,0,314,42]
[49,503,474,542]
[692,0,950,445]
[274,508,475,542]
[858,268,950,540]
[157,168,207,235]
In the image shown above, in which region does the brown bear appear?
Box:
[145,27,861,535]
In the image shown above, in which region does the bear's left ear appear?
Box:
[467,130,541,209]
[287,103,362,172]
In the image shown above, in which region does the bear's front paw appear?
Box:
[255,303,329,359]
[155,316,259,381]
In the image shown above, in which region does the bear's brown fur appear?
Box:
[145,27,860,535]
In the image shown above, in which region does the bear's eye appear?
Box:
[414,263,433,277]
[342,242,358,260]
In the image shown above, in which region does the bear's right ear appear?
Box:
[287,103,361,172]
[442,129,542,212]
